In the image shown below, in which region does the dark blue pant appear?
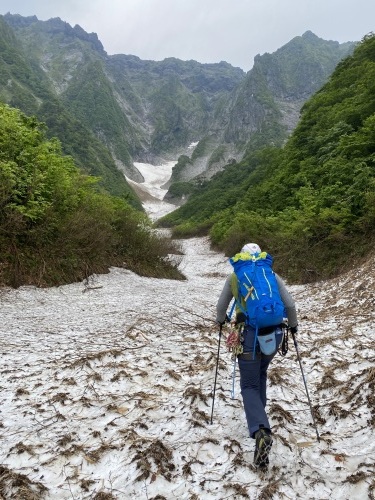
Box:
[238,327,283,438]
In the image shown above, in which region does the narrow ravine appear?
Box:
[0,162,374,499]
[125,160,178,220]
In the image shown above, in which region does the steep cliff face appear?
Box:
[0,15,142,207]
[1,14,356,191]
[3,13,246,180]
[230,31,356,137]
[168,32,356,188]
[105,55,245,164]
[222,32,355,149]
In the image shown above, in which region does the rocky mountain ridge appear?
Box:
[1,14,356,200]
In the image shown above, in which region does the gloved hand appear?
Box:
[290,325,298,334]
[218,314,231,326]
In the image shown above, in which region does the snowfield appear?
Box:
[125,161,177,221]
[0,163,374,499]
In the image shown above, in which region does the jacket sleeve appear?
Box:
[275,274,298,328]
[216,275,233,323]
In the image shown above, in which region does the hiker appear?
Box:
[216,243,298,467]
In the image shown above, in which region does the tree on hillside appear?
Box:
[160,34,375,283]
[0,103,183,287]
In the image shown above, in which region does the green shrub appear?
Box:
[0,103,184,287]
[161,34,375,283]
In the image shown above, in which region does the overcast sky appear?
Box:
[1,0,374,70]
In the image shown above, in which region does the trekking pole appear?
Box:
[210,324,222,425]
[230,356,236,399]
[291,330,320,442]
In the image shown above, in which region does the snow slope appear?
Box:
[125,161,177,220]
[0,163,374,499]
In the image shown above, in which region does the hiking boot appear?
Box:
[254,428,273,468]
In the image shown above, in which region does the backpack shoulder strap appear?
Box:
[230,273,239,299]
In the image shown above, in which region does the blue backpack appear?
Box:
[230,251,285,330]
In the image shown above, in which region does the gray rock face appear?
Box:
[1,15,356,201]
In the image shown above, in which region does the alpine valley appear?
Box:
[1,14,354,199]
[0,14,375,500]
[1,13,375,285]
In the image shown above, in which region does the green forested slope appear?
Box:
[0,15,141,208]
[164,32,355,195]
[0,103,183,287]
[3,14,354,185]
[105,55,245,158]
[160,34,375,283]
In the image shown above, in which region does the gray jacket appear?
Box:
[216,273,298,328]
